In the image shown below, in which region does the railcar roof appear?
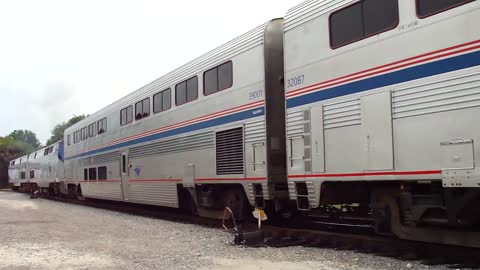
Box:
[66,21,270,133]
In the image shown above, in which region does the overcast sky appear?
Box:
[0,0,300,144]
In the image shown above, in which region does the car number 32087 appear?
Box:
[287,75,304,88]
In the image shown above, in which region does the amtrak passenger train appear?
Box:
[9,0,480,248]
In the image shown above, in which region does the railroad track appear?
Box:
[29,191,480,269]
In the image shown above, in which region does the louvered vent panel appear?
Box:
[216,127,244,175]
[79,151,119,166]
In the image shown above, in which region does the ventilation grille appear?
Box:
[216,127,244,175]
[286,110,305,137]
[392,71,480,119]
[130,131,214,159]
[80,151,119,166]
[323,98,361,129]
[245,120,265,143]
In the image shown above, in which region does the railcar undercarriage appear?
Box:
[295,181,480,248]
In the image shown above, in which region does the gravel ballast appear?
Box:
[0,191,460,270]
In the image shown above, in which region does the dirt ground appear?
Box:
[0,191,450,270]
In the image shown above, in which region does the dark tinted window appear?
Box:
[98,166,107,180]
[330,0,399,48]
[67,134,71,146]
[135,98,150,120]
[84,168,88,180]
[30,170,34,179]
[176,81,187,105]
[417,0,474,17]
[20,172,26,179]
[176,77,198,105]
[121,106,133,126]
[363,0,399,35]
[89,167,97,181]
[187,77,198,101]
[153,89,171,113]
[126,106,133,124]
[88,123,97,138]
[82,127,88,140]
[97,118,107,134]
[204,61,233,95]
[218,61,233,91]
[204,69,218,95]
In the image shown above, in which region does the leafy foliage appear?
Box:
[6,130,41,149]
[46,115,86,145]
[0,136,35,187]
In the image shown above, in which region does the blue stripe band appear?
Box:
[286,50,480,108]
[66,107,265,160]
[67,50,480,161]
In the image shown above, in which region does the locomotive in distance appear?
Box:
[9,0,480,248]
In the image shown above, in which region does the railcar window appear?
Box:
[175,76,198,106]
[135,98,150,120]
[417,0,474,18]
[67,134,71,146]
[29,170,34,179]
[80,127,86,141]
[10,161,15,166]
[49,146,54,154]
[97,118,107,134]
[204,61,233,95]
[153,88,171,113]
[98,166,107,180]
[120,106,133,126]
[84,168,88,181]
[89,167,97,181]
[88,123,97,138]
[20,172,26,179]
[34,153,37,159]
[330,0,399,49]
[44,148,49,156]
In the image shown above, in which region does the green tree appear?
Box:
[0,137,34,187]
[6,130,41,149]
[46,115,86,145]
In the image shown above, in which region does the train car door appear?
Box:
[310,105,325,173]
[120,151,129,200]
[360,91,394,171]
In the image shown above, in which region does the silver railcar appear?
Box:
[26,142,65,193]
[8,142,65,193]
[284,0,480,247]
[63,19,287,218]
[8,156,27,191]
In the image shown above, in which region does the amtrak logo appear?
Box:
[252,109,263,115]
[134,167,142,176]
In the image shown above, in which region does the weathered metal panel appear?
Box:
[361,92,394,171]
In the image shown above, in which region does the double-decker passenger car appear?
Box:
[8,142,64,194]
[8,156,27,191]
[26,142,65,194]
[62,19,287,218]
[8,0,480,248]
[284,0,480,246]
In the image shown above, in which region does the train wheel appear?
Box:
[223,188,248,221]
[371,189,399,236]
[179,188,197,215]
[76,185,85,201]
